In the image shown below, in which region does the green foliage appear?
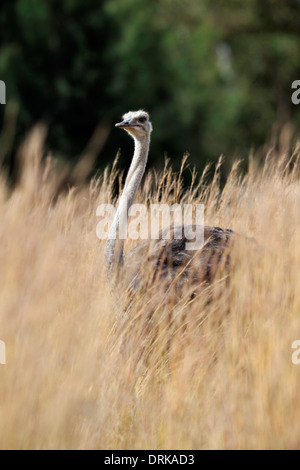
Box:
[0,0,300,175]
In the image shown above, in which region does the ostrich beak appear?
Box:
[115,120,134,128]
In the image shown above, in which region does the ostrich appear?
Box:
[105,110,233,290]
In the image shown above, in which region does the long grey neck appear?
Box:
[105,133,150,276]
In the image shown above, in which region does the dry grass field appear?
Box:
[0,126,299,449]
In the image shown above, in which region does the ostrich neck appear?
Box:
[105,134,150,275]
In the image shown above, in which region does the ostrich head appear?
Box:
[115,110,152,140]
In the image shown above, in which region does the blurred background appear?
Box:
[0,0,300,182]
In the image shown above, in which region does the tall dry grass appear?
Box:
[0,126,299,449]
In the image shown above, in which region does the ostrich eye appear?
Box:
[138,116,147,123]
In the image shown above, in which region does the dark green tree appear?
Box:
[0,0,299,178]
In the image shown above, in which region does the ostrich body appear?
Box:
[105,110,233,289]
